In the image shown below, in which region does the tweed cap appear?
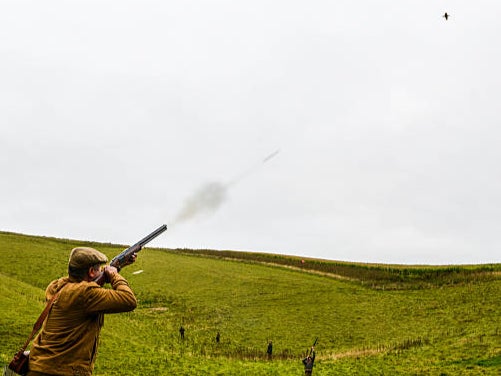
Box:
[68,247,108,269]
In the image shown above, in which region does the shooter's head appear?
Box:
[68,247,108,281]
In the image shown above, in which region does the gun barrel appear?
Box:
[133,224,168,247]
[110,224,168,268]
[306,337,318,356]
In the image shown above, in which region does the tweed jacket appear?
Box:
[28,273,137,376]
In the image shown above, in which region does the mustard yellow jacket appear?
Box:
[28,273,137,376]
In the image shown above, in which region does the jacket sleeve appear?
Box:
[84,274,137,314]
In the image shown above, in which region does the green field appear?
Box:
[1,231,500,375]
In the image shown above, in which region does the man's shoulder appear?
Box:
[56,279,101,294]
[71,280,101,290]
[57,281,107,306]
[46,277,69,295]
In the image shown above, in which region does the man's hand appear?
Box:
[123,252,138,267]
[104,265,119,281]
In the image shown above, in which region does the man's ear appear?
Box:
[88,266,99,279]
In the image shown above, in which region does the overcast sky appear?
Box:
[1,1,500,265]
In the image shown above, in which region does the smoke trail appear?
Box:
[227,149,280,187]
[262,149,280,163]
[174,182,227,224]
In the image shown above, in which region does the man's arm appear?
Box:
[85,267,137,313]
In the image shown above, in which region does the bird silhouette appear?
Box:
[443,12,449,20]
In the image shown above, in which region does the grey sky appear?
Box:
[1,1,500,264]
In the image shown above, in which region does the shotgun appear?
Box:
[94,224,167,285]
[306,337,318,356]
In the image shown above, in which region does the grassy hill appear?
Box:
[1,231,500,375]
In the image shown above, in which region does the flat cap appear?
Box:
[69,247,108,269]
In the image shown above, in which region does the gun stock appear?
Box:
[94,224,167,285]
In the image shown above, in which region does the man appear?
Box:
[302,347,316,375]
[27,247,137,376]
[266,340,273,360]
[179,326,185,340]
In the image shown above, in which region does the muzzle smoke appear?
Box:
[174,182,227,224]
[172,149,279,225]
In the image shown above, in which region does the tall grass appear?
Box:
[169,247,500,289]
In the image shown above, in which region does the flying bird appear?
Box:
[443,12,449,20]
